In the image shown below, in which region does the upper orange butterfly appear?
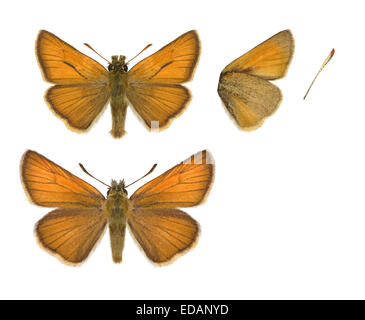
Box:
[36,30,200,138]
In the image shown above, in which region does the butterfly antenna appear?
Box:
[84,43,111,64]
[126,44,152,64]
[125,163,157,188]
[304,48,335,100]
[79,163,111,188]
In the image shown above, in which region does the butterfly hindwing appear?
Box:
[218,72,282,129]
[46,84,110,130]
[36,208,107,264]
[128,208,199,263]
[126,84,190,129]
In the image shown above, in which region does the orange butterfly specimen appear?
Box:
[218,30,294,130]
[21,150,214,265]
[36,30,200,138]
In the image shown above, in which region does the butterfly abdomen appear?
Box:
[109,72,128,138]
[107,196,128,263]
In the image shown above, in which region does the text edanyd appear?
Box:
[181,304,229,315]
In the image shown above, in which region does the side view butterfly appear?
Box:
[21,150,214,265]
[218,30,294,130]
[36,30,200,138]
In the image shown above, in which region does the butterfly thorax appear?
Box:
[106,179,129,219]
[106,179,129,263]
[108,56,128,94]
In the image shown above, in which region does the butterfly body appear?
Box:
[107,56,129,137]
[106,180,129,263]
[36,30,200,138]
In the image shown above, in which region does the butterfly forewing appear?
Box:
[37,30,109,84]
[130,150,214,209]
[128,30,200,84]
[128,208,199,263]
[21,150,105,208]
[222,30,294,79]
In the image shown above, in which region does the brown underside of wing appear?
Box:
[218,72,282,130]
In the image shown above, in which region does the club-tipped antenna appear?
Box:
[304,48,335,100]
[126,44,152,64]
[84,43,111,64]
[79,163,111,188]
[125,163,157,188]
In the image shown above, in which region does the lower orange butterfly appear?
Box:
[21,150,214,265]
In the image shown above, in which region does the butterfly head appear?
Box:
[107,179,128,197]
[108,55,128,72]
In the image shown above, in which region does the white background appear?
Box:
[1,0,364,299]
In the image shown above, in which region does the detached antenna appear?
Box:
[84,43,111,64]
[79,163,110,188]
[126,44,152,64]
[125,163,157,188]
[304,49,335,100]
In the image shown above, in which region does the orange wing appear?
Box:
[21,150,105,209]
[36,30,109,84]
[126,84,190,129]
[126,30,200,130]
[128,208,199,263]
[222,30,294,80]
[36,30,110,131]
[36,208,107,264]
[46,84,109,130]
[130,150,214,209]
[128,30,200,84]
